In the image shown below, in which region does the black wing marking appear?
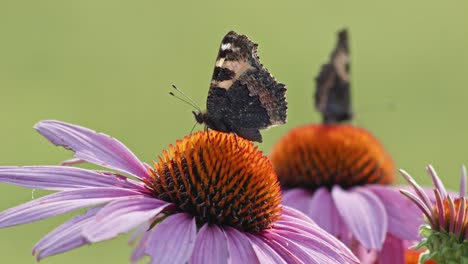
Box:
[315,29,352,123]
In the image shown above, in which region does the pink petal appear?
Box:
[224,227,258,264]
[461,166,467,197]
[82,196,171,242]
[261,235,302,263]
[189,224,229,264]
[282,188,314,215]
[309,188,347,237]
[369,185,423,241]
[280,205,316,225]
[378,233,405,264]
[246,234,287,264]
[0,187,143,228]
[33,206,102,260]
[427,165,447,198]
[264,229,353,264]
[273,214,358,264]
[332,186,387,250]
[131,226,151,264]
[35,120,149,179]
[0,166,144,191]
[146,213,196,264]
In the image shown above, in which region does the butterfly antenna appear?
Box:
[189,121,198,135]
[169,91,201,111]
[170,84,202,112]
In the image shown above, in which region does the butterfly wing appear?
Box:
[315,29,352,123]
[206,31,287,139]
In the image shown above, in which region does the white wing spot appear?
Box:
[221,43,232,51]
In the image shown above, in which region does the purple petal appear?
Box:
[368,185,423,241]
[224,227,258,264]
[332,186,387,250]
[273,214,358,264]
[282,188,314,215]
[460,166,467,197]
[399,169,435,213]
[399,189,435,227]
[309,188,347,237]
[60,158,86,166]
[280,205,316,225]
[82,196,171,242]
[131,227,151,264]
[33,206,102,260]
[35,120,149,179]
[189,224,229,264]
[246,234,287,264]
[0,187,143,228]
[455,198,466,236]
[434,189,446,230]
[264,229,355,264]
[128,223,148,245]
[0,166,145,191]
[448,196,456,233]
[427,165,447,198]
[260,233,303,263]
[378,233,405,264]
[145,213,196,264]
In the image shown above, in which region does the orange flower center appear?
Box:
[270,124,395,191]
[145,131,282,232]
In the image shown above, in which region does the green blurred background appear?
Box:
[0,0,467,263]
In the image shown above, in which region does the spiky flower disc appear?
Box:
[146,130,282,232]
[270,124,395,190]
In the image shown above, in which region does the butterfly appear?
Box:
[315,29,352,123]
[193,31,287,143]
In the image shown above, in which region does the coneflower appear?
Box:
[401,165,468,263]
[269,29,425,264]
[0,120,358,263]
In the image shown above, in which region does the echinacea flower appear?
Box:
[0,120,358,264]
[269,124,425,264]
[401,165,468,263]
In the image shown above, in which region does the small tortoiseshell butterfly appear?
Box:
[315,29,352,123]
[193,31,287,142]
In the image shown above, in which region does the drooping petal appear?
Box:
[189,224,229,264]
[264,229,354,264]
[261,234,303,263]
[82,196,171,242]
[35,120,149,179]
[146,213,196,264]
[282,188,314,216]
[0,166,144,191]
[246,234,287,264]
[33,206,102,260]
[378,233,405,264]
[0,187,143,228]
[224,227,258,264]
[278,207,351,251]
[280,205,316,224]
[130,225,151,264]
[309,188,347,237]
[369,185,423,241]
[273,218,358,263]
[332,186,387,250]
